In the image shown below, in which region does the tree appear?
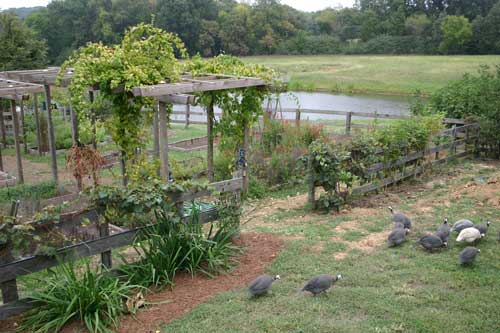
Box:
[405,14,431,36]
[439,15,472,54]
[0,12,47,70]
[472,1,500,54]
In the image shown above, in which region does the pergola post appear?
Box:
[242,124,250,192]
[153,103,159,158]
[207,97,215,183]
[33,94,42,156]
[20,99,28,154]
[10,99,24,184]
[44,85,59,185]
[89,90,97,149]
[70,104,79,145]
[158,101,170,182]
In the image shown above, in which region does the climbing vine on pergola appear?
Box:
[60,23,281,187]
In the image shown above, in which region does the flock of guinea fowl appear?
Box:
[247,206,493,298]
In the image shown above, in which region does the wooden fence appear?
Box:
[0,177,242,320]
[308,122,479,206]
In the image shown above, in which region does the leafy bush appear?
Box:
[429,65,500,157]
[20,261,139,333]
[0,181,57,203]
[120,205,239,288]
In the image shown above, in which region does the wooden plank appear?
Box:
[19,100,28,154]
[185,104,190,128]
[443,118,466,125]
[133,78,267,97]
[153,103,159,160]
[0,228,141,284]
[158,94,196,105]
[10,100,24,184]
[158,101,170,182]
[0,298,35,320]
[44,85,58,185]
[177,178,243,202]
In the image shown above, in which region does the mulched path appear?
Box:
[117,232,283,333]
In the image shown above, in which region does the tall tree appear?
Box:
[439,15,472,54]
[0,12,47,70]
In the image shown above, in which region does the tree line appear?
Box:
[1,0,500,68]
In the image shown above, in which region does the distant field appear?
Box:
[243,55,500,95]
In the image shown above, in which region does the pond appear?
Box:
[171,91,413,123]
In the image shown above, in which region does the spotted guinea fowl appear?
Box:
[417,234,446,251]
[393,221,406,230]
[388,228,409,247]
[459,247,480,265]
[473,221,491,237]
[388,206,412,230]
[456,227,482,244]
[436,218,451,243]
[451,219,474,233]
[248,275,280,297]
[302,274,342,296]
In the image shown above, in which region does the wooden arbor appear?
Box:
[133,74,268,189]
[0,68,75,186]
[0,79,46,184]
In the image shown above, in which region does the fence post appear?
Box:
[0,103,6,147]
[185,104,190,129]
[33,94,43,156]
[97,208,112,269]
[20,99,28,154]
[44,85,59,185]
[159,101,170,183]
[207,97,215,182]
[295,109,301,128]
[345,112,352,135]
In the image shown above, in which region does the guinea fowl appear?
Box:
[248,275,280,297]
[417,234,446,251]
[451,219,474,233]
[436,218,451,243]
[456,227,482,244]
[302,274,342,296]
[393,221,405,230]
[388,206,412,230]
[473,221,491,237]
[459,247,480,265]
[388,228,409,247]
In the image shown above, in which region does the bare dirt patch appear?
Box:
[347,230,390,253]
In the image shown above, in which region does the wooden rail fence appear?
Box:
[0,177,242,320]
[308,122,479,206]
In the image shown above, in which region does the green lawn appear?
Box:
[244,55,500,95]
[164,159,500,332]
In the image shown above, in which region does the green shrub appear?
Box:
[429,65,500,157]
[19,261,139,333]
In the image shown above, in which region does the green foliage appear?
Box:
[0,12,46,70]
[429,65,500,157]
[120,203,239,288]
[307,115,444,211]
[439,15,473,54]
[60,22,187,157]
[0,181,57,204]
[19,261,140,333]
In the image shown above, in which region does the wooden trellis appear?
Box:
[0,79,46,184]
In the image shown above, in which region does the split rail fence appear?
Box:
[308,121,479,206]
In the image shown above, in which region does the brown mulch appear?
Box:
[117,232,283,333]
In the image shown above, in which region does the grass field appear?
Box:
[244,55,500,95]
[164,159,500,332]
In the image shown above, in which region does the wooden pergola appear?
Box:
[133,74,268,189]
[0,79,46,184]
[0,68,268,190]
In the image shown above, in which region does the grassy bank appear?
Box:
[164,159,500,332]
[244,55,500,95]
